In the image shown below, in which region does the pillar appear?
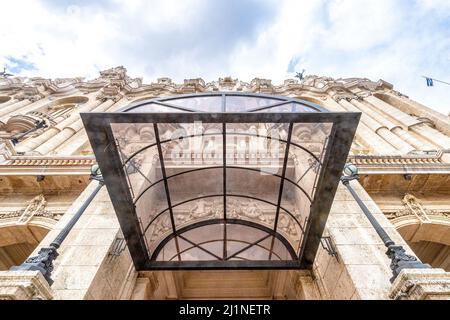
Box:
[0,99,32,118]
[54,97,128,155]
[364,95,421,128]
[15,98,104,153]
[0,98,18,108]
[410,124,450,149]
[338,99,402,154]
[351,99,430,150]
[325,98,396,155]
[33,99,115,155]
[365,95,450,149]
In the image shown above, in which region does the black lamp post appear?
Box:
[340,163,430,282]
[11,119,48,145]
[11,164,104,285]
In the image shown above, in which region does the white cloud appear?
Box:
[0,0,448,115]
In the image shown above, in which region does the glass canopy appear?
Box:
[81,93,360,270]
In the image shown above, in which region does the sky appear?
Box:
[0,0,449,115]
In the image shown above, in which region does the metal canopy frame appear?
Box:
[81,94,359,271]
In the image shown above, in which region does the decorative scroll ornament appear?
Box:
[385,194,450,221]
[18,194,47,224]
[332,91,358,102]
[13,85,45,102]
[250,78,273,93]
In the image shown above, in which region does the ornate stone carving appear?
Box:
[97,85,123,102]
[18,194,47,223]
[218,76,238,90]
[13,85,44,102]
[180,78,205,93]
[0,271,53,300]
[389,268,450,300]
[250,78,273,93]
[0,194,60,223]
[385,194,450,221]
[332,92,358,102]
[0,140,15,163]
[187,198,221,220]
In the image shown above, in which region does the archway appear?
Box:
[0,223,50,270]
[396,221,450,271]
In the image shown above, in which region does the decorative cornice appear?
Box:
[389,268,450,300]
[0,271,54,300]
[350,153,443,165]
[6,156,95,166]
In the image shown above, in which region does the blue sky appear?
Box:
[0,0,449,114]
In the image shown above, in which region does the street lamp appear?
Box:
[11,164,105,285]
[340,163,430,282]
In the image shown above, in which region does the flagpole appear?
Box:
[422,76,450,86]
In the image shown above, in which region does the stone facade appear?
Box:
[0,67,449,300]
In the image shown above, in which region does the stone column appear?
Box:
[410,124,450,149]
[0,98,18,108]
[350,99,418,152]
[338,99,402,154]
[0,99,32,118]
[33,99,115,155]
[382,92,450,136]
[54,97,128,155]
[365,95,450,149]
[325,98,395,155]
[15,98,104,153]
[0,270,53,300]
[364,95,421,127]
[389,268,450,300]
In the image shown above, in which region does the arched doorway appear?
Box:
[396,221,450,271]
[0,224,50,270]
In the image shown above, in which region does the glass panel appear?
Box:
[225,122,288,168]
[280,179,310,232]
[125,102,188,113]
[111,123,160,200]
[111,123,156,159]
[269,236,293,261]
[155,237,177,261]
[176,224,224,261]
[255,102,318,113]
[182,223,224,244]
[198,241,224,259]
[226,168,280,204]
[284,144,321,198]
[173,195,223,229]
[145,211,173,254]
[225,95,284,112]
[135,179,167,232]
[163,96,222,112]
[226,223,267,244]
[234,242,272,260]
[179,248,219,261]
[291,122,333,159]
[276,211,302,251]
[226,240,254,259]
[157,123,222,165]
[153,222,296,261]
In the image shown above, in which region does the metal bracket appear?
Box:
[320,236,338,260]
[109,236,127,257]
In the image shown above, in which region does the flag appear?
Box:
[426,77,434,87]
